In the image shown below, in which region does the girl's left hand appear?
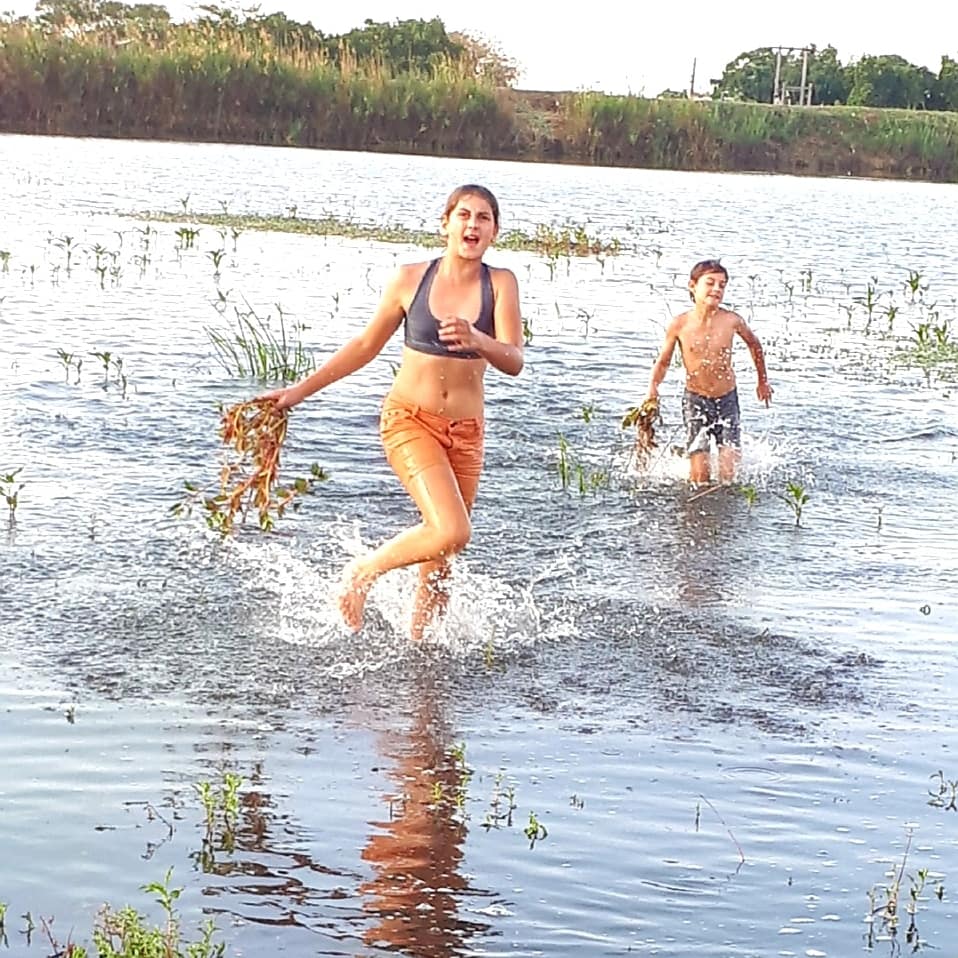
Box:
[437,315,480,353]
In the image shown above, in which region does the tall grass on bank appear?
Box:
[0,21,513,154]
[557,95,958,179]
[3,20,958,180]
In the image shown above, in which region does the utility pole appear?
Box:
[771,45,815,105]
[689,57,696,98]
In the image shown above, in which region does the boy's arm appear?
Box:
[646,319,680,400]
[735,315,773,406]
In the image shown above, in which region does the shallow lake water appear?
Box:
[1,133,957,957]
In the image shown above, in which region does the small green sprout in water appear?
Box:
[555,433,609,496]
[56,348,82,382]
[90,350,112,383]
[194,770,244,859]
[856,278,881,332]
[208,248,226,273]
[1,468,24,522]
[54,234,76,271]
[175,226,199,249]
[577,401,596,424]
[865,828,945,951]
[523,811,548,848]
[778,480,808,527]
[482,772,517,830]
[739,483,758,509]
[904,268,926,302]
[521,316,533,345]
[0,251,10,272]
[928,770,958,811]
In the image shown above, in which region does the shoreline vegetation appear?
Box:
[2,16,958,181]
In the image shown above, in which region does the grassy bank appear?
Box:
[3,21,958,181]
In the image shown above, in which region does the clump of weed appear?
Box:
[173,399,328,534]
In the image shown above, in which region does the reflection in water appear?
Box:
[672,486,750,607]
[360,677,489,957]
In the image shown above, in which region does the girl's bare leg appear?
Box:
[410,560,451,642]
[408,467,480,640]
[339,460,471,632]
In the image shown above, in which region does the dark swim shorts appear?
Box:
[682,388,741,455]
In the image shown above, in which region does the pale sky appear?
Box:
[5,0,957,96]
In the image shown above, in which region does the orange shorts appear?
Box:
[380,394,485,508]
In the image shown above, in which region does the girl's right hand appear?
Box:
[257,386,297,411]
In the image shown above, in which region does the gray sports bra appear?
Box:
[404,258,495,359]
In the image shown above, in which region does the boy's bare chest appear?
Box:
[680,326,734,364]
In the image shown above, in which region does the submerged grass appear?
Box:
[142,211,623,258]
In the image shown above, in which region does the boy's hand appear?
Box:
[757,381,774,407]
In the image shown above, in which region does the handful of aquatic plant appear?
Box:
[621,397,662,463]
[174,399,328,533]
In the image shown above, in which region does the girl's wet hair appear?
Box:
[688,258,728,300]
[443,184,500,227]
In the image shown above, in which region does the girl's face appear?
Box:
[442,195,498,258]
[689,270,727,306]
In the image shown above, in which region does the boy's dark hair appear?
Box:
[688,259,728,301]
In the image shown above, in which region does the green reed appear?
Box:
[895,315,958,382]
[778,480,809,526]
[865,828,945,952]
[194,771,243,853]
[523,811,548,849]
[1,468,24,522]
[206,299,314,382]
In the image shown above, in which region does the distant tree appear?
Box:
[711,47,778,101]
[327,17,465,74]
[34,0,170,35]
[807,45,849,105]
[847,54,936,109]
[243,10,325,51]
[936,55,958,110]
[449,30,519,86]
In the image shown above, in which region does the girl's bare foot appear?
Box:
[338,561,374,632]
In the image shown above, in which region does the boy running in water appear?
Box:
[645,259,773,484]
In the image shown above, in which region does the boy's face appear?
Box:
[689,269,727,306]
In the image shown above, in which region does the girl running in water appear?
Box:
[261,185,524,639]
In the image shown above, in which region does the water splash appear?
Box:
[229,521,576,679]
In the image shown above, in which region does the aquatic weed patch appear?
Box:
[173,399,329,534]
[139,210,624,260]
